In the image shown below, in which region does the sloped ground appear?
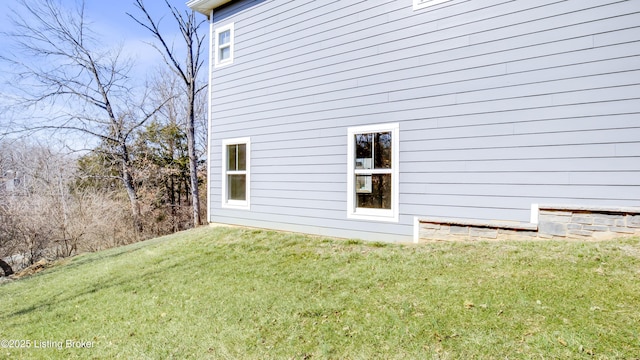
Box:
[1,226,639,359]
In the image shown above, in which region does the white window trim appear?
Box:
[347,123,400,223]
[221,137,250,210]
[214,22,234,68]
[413,0,453,10]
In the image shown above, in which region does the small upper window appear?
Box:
[413,0,453,10]
[214,23,234,67]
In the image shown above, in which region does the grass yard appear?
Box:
[1,226,639,359]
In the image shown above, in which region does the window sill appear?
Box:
[222,201,250,211]
[214,60,233,68]
[348,209,398,223]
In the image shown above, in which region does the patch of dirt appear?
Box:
[13,259,54,279]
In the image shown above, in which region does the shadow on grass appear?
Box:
[0,275,135,321]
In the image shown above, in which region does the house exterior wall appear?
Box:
[207,0,640,242]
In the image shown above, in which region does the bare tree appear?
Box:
[1,0,166,233]
[129,0,208,227]
[0,140,139,269]
[0,142,65,266]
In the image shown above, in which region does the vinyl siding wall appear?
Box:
[208,0,640,242]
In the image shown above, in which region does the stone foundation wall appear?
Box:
[537,205,640,239]
[418,205,640,242]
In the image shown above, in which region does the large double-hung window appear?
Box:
[222,138,250,209]
[347,123,399,222]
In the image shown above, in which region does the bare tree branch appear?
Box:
[1,0,165,233]
[129,0,207,227]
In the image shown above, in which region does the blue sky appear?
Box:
[0,0,209,145]
[0,0,205,81]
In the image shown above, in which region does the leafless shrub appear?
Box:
[0,141,137,270]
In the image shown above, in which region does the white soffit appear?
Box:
[186,0,233,16]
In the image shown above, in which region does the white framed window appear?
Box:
[413,0,453,10]
[222,137,250,210]
[214,23,234,67]
[347,123,399,222]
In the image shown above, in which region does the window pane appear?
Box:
[228,174,246,201]
[219,46,231,61]
[355,133,372,169]
[218,30,230,45]
[227,145,237,171]
[356,174,391,209]
[355,175,372,194]
[375,132,392,169]
[237,144,246,171]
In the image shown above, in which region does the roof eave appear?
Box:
[186,0,233,16]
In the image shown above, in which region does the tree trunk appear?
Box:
[121,147,143,234]
[187,126,202,227]
[187,104,201,227]
[0,258,14,276]
[123,172,142,234]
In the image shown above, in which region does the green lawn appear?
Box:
[1,226,639,359]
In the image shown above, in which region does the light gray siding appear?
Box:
[209,0,640,241]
